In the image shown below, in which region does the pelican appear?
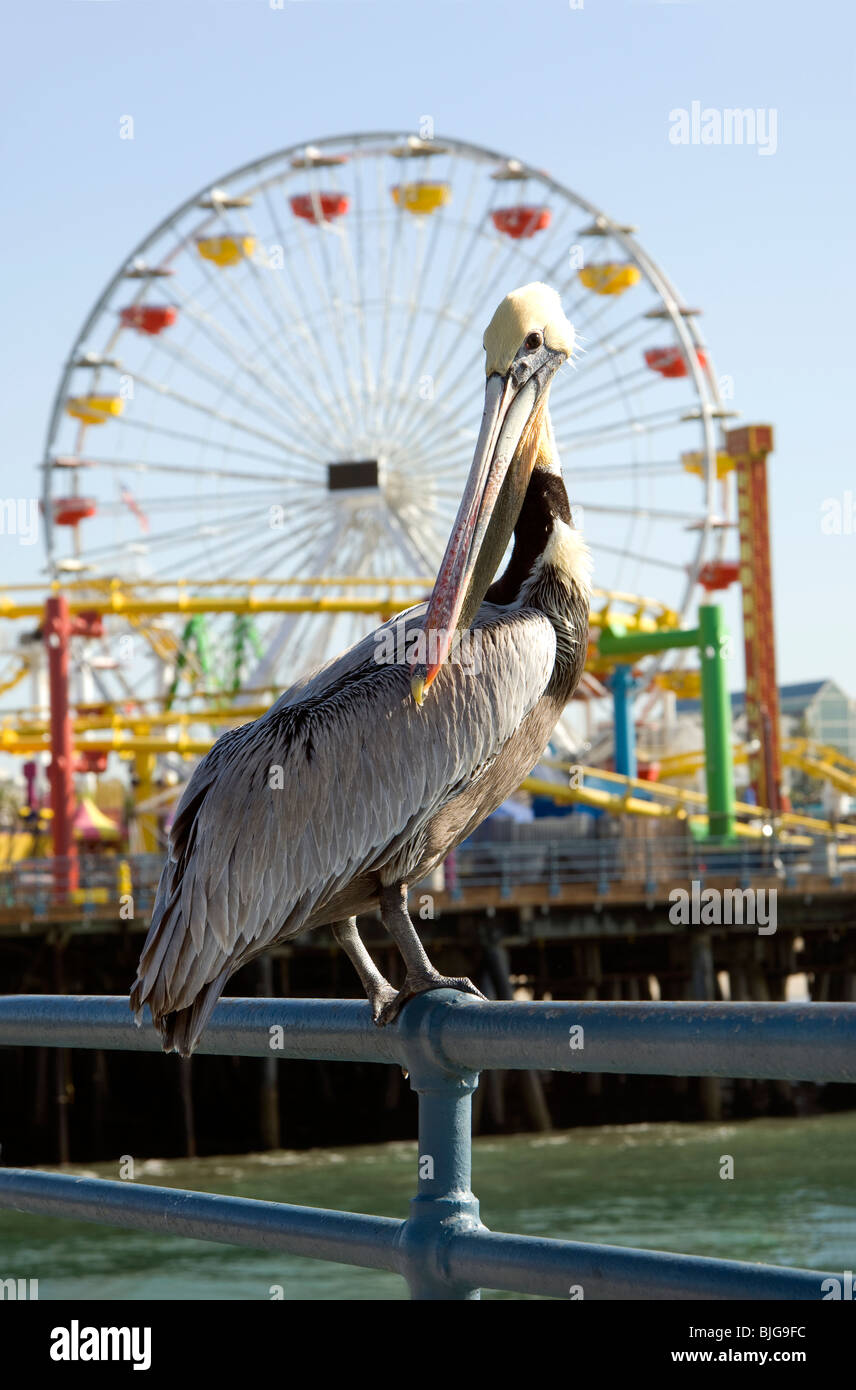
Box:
[130,283,591,1056]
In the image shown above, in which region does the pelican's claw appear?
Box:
[368,980,401,1023]
[374,974,487,1027]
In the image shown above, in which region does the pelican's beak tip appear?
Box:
[410,670,426,708]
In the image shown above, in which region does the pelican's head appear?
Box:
[411,283,574,705]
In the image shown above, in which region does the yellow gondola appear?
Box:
[195,235,256,267]
[681,450,735,480]
[391,182,451,216]
[577,263,641,296]
[65,396,124,425]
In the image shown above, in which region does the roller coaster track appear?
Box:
[0,578,679,635]
[655,741,856,800]
[523,761,856,846]
[1,581,850,845]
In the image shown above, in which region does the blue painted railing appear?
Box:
[1,991,854,1299]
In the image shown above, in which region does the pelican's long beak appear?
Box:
[410,369,545,705]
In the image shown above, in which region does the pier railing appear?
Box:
[1,991,854,1299]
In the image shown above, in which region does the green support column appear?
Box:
[698,604,736,841]
[599,605,737,842]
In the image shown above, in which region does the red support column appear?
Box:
[45,595,78,896]
[727,424,784,815]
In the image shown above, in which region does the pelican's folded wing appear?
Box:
[130,604,557,1030]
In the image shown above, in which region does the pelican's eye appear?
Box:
[524,331,543,352]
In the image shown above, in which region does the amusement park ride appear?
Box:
[1,133,853,886]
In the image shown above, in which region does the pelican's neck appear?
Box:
[484,462,591,607]
[484,444,592,697]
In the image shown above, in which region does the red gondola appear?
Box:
[52,497,97,526]
[119,305,177,336]
[491,206,551,240]
[644,346,709,379]
[290,192,349,224]
[698,561,740,592]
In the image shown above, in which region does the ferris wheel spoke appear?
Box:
[550,235,644,327]
[322,181,378,412]
[417,481,475,503]
[127,365,322,459]
[565,460,688,483]
[404,237,505,409]
[391,369,485,461]
[384,157,487,441]
[557,403,695,450]
[166,276,339,456]
[550,372,675,427]
[402,449,475,480]
[393,510,451,572]
[80,455,300,487]
[369,151,394,441]
[349,148,378,408]
[191,514,328,581]
[195,495,337,579]
[96,490,285,516]
[280,181,374,436]
[565,284,638,341]
[193,250,347,438]
[593,538,690,573]
[372,503,440,575]
[145,333,327,461]
[549,362,655,416]
[394,195,580,439]
[383,332,479,458]
[76,506,268,565]
[569,324,664,389]
[575,307,661,360]
[570,306,656,365]
[242,523,352,690]
[490,211,609,332]
[379,227,436,441]
[250,520,343,585]
[374,153,412,436]
[245,197,363,440]
[99,412,318,474]
[401,237,506,415]
[573,500,705,523]
[381,145,471,441]
[481,194,581,317]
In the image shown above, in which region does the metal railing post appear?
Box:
[396,991,483,1299]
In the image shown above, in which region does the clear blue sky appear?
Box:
[1,0,854,691]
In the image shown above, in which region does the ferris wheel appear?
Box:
[42,131,731,705]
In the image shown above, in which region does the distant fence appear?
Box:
[1,991,854,1299]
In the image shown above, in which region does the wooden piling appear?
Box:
[178,1060,196,1158]
[484,940,551,1132]
[257,955,281,1151]
[689,933,722,1121]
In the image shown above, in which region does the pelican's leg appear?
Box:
[375,883,486,1026]
[332,918,399,1022]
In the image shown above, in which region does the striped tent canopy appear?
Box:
[72,796,122,843]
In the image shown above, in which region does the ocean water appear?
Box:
[2,1112,854,1299]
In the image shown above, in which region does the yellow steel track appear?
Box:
[2,580,850,846]
[0,577,679,634]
